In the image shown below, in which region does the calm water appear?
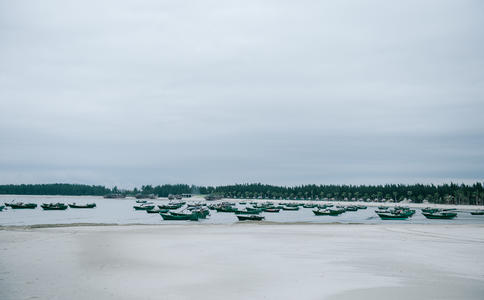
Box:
[1,195,484,226]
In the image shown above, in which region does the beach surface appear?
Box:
[1,224,483,300]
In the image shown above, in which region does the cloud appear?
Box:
[0,0,483,187]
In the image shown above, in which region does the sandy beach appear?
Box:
[1,223,483,300]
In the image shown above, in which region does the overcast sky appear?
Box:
[0,0,483,188]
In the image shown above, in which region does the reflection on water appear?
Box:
[1,195,484,226]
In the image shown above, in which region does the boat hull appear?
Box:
[68,204,96,208]
[422,212,457,219]
[160,213,199,221]
[237,215,265,221]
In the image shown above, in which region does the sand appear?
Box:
[1,224,483,300]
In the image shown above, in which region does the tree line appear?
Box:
[0,182,483,205]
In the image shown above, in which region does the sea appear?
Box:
[1,195,484,226]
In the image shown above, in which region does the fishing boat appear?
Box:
[302,204,317,208]
[158,203,184,210]
[313,209,344,216]
[234,209,261,215]
[146,208,169,213]
[133,204,155,210]
[422,211,457,219]
[345,206,358,211]
[135,200,147,203]
[239,202,247,205]
[160,212,199,221]
[7,202,37,209]
[41,203,68,210]
[282,206,299,211]
[237,215,265,221]
[187,203,206,208]
[0,205,4,211]
[68,203,96,208]
[263,208,280,213]
[377,211,411,220]
[421,207,439,214]
[470,210,484,215]
[215,206,239,213]
[357,205,367,209]
[190,209,210,219]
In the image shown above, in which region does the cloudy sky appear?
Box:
[0,0,483,188]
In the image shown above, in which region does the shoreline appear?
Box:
[2,221,484,230]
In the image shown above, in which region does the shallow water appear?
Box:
[1,195,484,226]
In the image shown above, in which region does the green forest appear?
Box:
[0,182,483,205]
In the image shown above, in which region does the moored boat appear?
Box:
[422,211,457,219]
[133,204,155,210]
[7,202,37,209]
[160,212,199,221]
[68,203,96,208]
[158,203,184,210]
[234,209,261,215]
[41,203,68,210]
[282,206,299,211]
[215,206,239,213]
[421,207,439,214]
[237,215,265,221]
[146,208,169,213]
[263,208,280,213]
[302,204,317,208]
[470,210,484,215]
[377,211,411,220]
[313,208,345,216]
[0,205,4,211]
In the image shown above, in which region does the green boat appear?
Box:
[146,208,169,213]
[345,206,358,211]
[189,209,210,219]
[160,213,199,221]
[8,202,37,209]
[41,203,68,210]
[0,205,4,211]
[303,204,317,208]
[216,206,239,213]
[68,203,96,208]
[237,215,265,221]
[134,205,155,210]
[313,209,345,216]
[234,210,261,215]
[470,211,484,215]
[158,204,184,210]
[357,205,367,209]
[263,208,280,213]
[282,206,299,211]
[422,212,457,219]
[377,212,411,220]
[421,207,439,214]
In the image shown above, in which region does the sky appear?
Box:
[0,0,483,188]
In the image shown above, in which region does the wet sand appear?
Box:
[1,224,483,300]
